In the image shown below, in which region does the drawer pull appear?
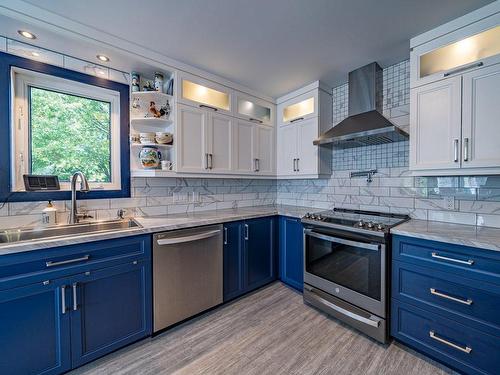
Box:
[429,331,472,354]
[431,252,474,266]
[46,255,90,267]
[430,288,473,306]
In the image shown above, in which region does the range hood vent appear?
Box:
[314,62,408,148]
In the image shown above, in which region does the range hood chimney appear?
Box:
[314,62,408,148]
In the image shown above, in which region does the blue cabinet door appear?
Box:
[244,217,276,291]
[279,216,303,291]
[0,278,71,375]
[223,221,245,302]
[70,259,152,368]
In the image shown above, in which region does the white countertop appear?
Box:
[392,219,500,252]
[0,205,312,256]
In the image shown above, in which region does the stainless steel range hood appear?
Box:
[314,62,408,148]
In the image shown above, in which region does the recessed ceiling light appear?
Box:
[18,30,36,39]
[31,51,40,57]
[96,54,110,62]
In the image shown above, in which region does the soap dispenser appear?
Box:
[42,200,57,225]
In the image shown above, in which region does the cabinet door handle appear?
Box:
[244,224,249,240]
[296,158,300,172]
[199,104,218,111]
[290,117,304,123]
[463,137,469,162]
[431,252,474,265]
[46,255,90,267]
[249,117,263,124]
[72,282,78,311]
[430,288,473,305]
[224,227,228,245]
[293,158,297,172]
[429,331,472,354]
[61,285,67,314]
[257,158,260,172]
[209,153,213,169]
[453,139,459,162]
[444,62,483,77]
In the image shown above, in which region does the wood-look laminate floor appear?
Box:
[70,282,456,375]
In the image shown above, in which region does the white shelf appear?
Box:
[131,169,176,177]
[131,91,173,100]
[130,143,173,148]
[130,117,172,125]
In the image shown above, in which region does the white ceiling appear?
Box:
[7,0,496,97]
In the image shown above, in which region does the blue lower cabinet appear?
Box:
[223,216,277,302]
[223,222,245,301]
[392,300,500,375]
[0,234,152,375]
[278,216,303,291]
[70,260,152,368]
[0,278,71,375]
[245,217,276,290]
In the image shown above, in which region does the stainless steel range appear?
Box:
[301,208,409,343]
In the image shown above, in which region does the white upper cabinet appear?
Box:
[278,90,318,126]
[410,3,500,175]
[176,104,209,173]
[232,119,255,174]
[233,91,274,126]
[178,71,232,115]
[276,82,332,178]
[410,76,462,171]
[461,64,500,169]
[253,124,275,175]
[410,8,500,88]
[207,113,233,173]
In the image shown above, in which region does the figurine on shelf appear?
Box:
[142,80,155,91]
[131,72,140,92]
[148,101,171,118]
[132,97,141,109]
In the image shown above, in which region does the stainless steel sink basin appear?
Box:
[0,219,142,244]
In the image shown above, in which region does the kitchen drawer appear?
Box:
[0,235,151,290]
[393,260,500,337]
[392,235,500,285]
[391,299,500,375]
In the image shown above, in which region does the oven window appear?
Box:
[306,234,381,300]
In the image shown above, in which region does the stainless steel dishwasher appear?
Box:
[153,224,223,333]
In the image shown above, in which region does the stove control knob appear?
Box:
[317,214,323,221]
[304,213,311,219]
[377,223,385,231]
[366,221,374,229]
[357,220,365,227]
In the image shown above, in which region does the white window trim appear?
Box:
[10,67,122,192]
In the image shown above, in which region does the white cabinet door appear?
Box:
[410,76,462,171]
[296,118,319,175]
[176,104,209,173]
[207,112,233,173]
[277,125,297,176]
[254,125,275,175]
[233,119,255,174]
[462,63,500,169]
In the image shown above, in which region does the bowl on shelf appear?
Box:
[155,132,173,145]
[139,132,156,145]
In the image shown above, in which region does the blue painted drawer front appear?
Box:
[0,234,151,290]
[0,277,71,375]
[393,235,500,286]
[393,260,500,337]
[71,259,152,368]
[279,216,303,291]
[391,300,500,375]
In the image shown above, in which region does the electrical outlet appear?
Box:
[443,196,455,210]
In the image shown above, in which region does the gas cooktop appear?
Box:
[302,208,410,233]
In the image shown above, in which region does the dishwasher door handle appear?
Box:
[156,229,221,246]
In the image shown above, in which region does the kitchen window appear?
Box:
[0,52,130,201]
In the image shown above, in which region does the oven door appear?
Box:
[303,227,386,317]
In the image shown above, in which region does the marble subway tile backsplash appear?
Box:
[0,178,277,230]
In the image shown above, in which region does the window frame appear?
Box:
[0,51,130,202]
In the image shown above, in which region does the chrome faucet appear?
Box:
[69,172,91,224]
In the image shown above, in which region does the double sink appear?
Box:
[0,218,142,244]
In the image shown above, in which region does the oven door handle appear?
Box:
[304,229,381,251]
